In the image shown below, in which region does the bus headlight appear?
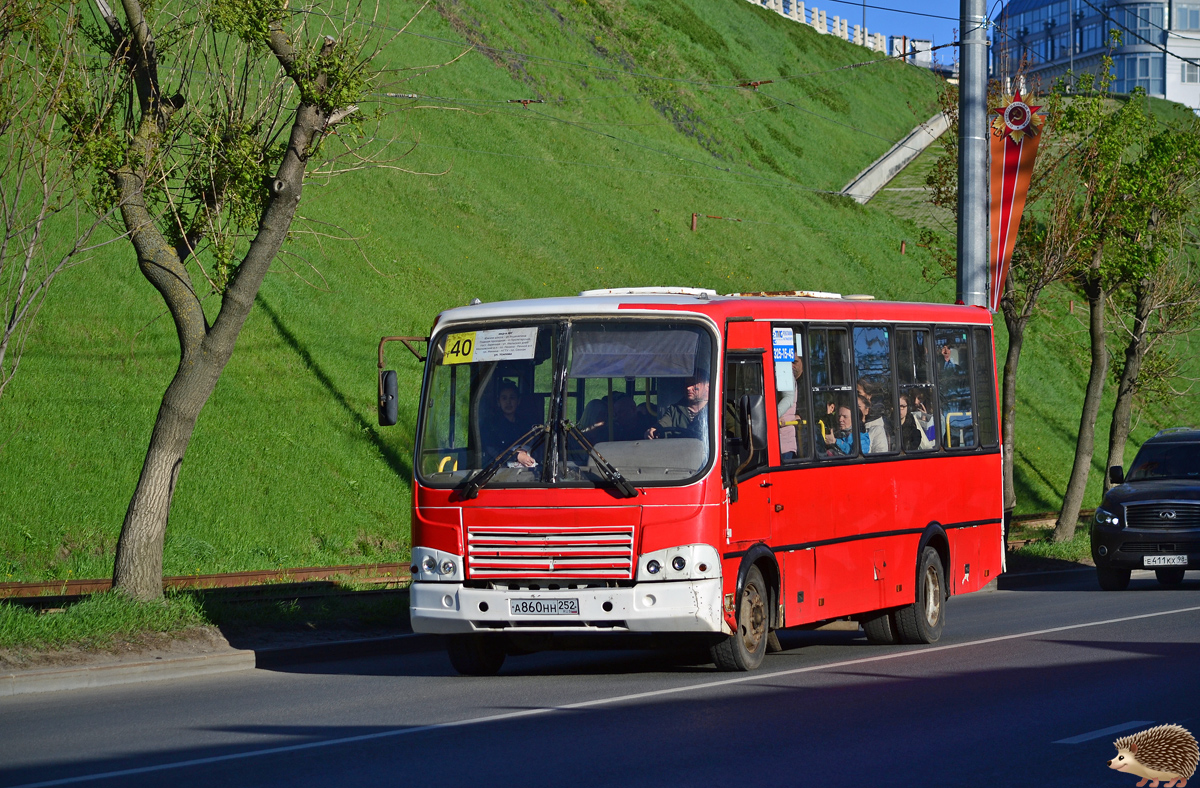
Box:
[412,546,464,582]
[637,545,721,581]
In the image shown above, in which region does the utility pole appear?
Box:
[956,0,988,307]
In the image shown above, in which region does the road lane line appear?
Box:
[13,603,1200,788]
[1054,721,1156,744]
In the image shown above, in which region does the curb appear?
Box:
[1,632,440,697]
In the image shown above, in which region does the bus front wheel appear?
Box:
[710,565,769,671]
[895,547,945,644]
[446,634,506,676]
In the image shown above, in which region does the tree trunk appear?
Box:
[1105,277,1154,488]
[1054,276,1107,542]
[1000,307,1030,515]
[112,363,221,599]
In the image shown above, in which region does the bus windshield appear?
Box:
[417,319,715,489]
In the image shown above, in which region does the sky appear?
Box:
[814,0,1000,67]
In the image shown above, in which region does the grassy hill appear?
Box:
[0,0,1194,582]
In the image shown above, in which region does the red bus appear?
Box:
[381,287,1004,674]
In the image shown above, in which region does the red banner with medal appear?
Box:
[988,92,1046,312]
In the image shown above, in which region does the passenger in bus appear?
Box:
[824,405,868,455]
[483,381,538,467]
[580,392,645,442]
[645,371,709,441]
[899,393,936,451]
[778,357,804,459]
[857,381,894,454]
[939,342,962,374]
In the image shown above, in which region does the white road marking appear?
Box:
[13,603,1200,788]
[1054,721,1156,744]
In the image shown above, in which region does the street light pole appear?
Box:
[957,0,989,307]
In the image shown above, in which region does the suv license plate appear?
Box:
[510,598,580,616]
[1144,555,1187,567]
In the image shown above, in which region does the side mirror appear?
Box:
[1108,465,1124,485]
[740,394,769,451]
[379,370,398,426]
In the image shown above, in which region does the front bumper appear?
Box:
[410,577,726,635]
[1091,524,1200,570]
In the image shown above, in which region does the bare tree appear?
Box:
[0,1,119,401]
[70,0,420,599]
[1053,94,1154,542]
[1102,126,1200,482]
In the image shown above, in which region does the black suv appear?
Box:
[1091,428,1200,590]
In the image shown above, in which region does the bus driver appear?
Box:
[645,371,709,441]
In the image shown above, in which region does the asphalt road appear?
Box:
[4,571,1200,788]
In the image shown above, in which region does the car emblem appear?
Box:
[1160,510,1177,520]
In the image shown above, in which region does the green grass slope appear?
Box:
[2,0,1192,583]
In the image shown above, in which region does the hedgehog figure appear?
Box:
[1108,724,1200,787]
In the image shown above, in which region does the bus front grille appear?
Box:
[466,525,635,579]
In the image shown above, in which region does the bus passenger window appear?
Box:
[896,329,938,452]
[972,328,999,448]
[852,326,897,454]
[935,327,976,449]
[810,328,859,458]
[773,326,810,462]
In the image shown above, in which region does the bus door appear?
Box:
[723,351,772,545]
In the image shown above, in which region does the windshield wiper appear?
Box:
[564,420,639,498]
[462,424,549,500]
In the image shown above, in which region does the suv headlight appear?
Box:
[637,545,721,581]
[1094,506,1121,527]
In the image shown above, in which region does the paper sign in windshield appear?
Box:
[442,327,538,365]
[772,327,795,362]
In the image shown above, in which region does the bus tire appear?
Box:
[1156,567,1185,587]
[1096,566,1131,591]
[446,634,506,676]
[895,547,945,644]
[861,610,900,644]
[710,565,769,671]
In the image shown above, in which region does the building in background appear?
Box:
[994,0,1200,111]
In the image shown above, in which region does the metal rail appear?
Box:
[0,563,411,599]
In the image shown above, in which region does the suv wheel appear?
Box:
[1096,566,1131,591]
[1155,567,1186,587]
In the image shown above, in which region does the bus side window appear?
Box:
[935,326,976,449]
[972,328,999,448]
[852,325,897,454]
[724,356,767,476]
[896,329,938,453]
[773,325,811,463]
[810,328,856,458]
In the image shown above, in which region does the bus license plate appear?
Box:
[1144,555,1187,567]
[509,598,579,616]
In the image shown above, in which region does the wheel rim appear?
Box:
[922,565,941,627]
[740,582,767,654]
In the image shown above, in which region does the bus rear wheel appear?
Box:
[446,634,506,676]
[861,611,900,644]
[710,565,769,671]
[895,547,945,644]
